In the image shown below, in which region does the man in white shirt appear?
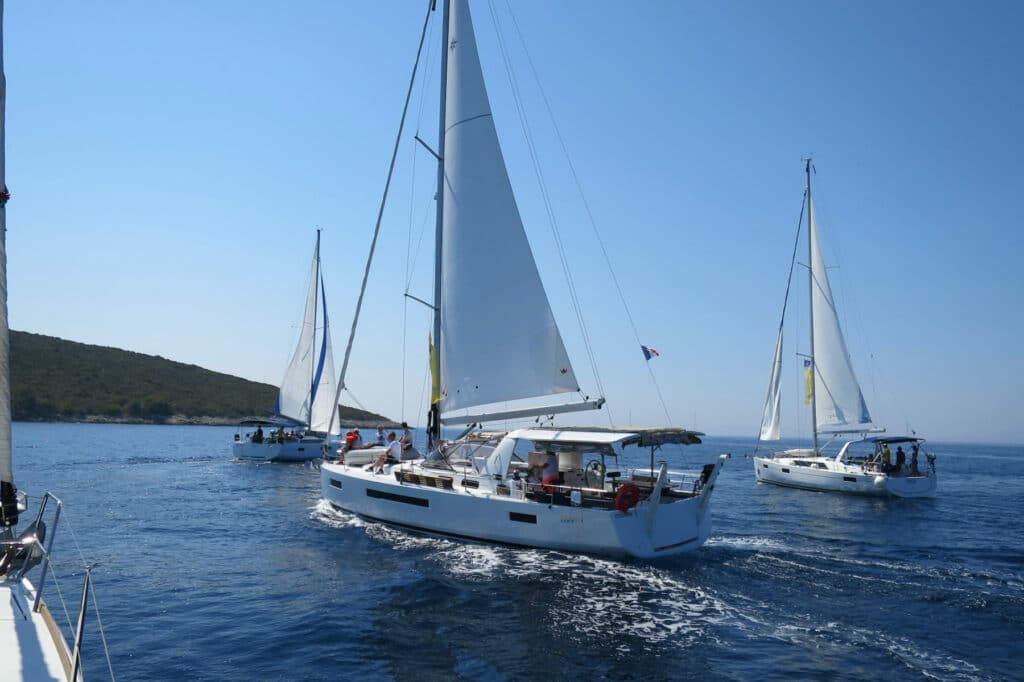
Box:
[373,432,402,474]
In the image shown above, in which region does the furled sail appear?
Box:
[759,328,784,441]
[808,199,871,431]
[439,0,578,414]
[0,20,15,527]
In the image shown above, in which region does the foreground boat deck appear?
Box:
[0,580,74,681]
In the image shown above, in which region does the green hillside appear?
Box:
[9,330,388,425]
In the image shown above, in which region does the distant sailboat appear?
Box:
[752,161,937,497]
[233,230,340,462]
[320,0,727,558]
[1,2,106,677]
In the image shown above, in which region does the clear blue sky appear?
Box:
[5,1,1022,443]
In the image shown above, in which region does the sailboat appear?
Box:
[319,0,727,559]
[752,161,937,498]
[233,230,341,462]
[1,3,101,678]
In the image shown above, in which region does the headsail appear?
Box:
[759,328,784,441]
[439,0,579,414]
[808,198,871,431]
[276,237,338,434]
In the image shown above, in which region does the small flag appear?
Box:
[641,345,660,361]
[803,359,814,405]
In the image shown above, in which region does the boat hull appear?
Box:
[320,458,725,559]
[753,455,936,498]
[232,437,326,462]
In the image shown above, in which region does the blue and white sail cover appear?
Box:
[808,199,871,431]
[276,244,339,435]
[439,0,578,414]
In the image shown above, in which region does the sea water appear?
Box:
[10,423,1022,680]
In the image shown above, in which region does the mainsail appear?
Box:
[438,0,578,414]
[808,198,871,431]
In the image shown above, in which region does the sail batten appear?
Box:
[809,198,872,431]
[439,0,579,414]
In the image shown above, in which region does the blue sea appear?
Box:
[10,423,1023,681]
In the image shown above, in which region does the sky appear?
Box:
[4,1,1022,444]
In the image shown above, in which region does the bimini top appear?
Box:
[858,435,925,445]
[509,426,703,448]
[237,416,305,428]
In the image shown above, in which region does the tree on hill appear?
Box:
[9,330,387,424]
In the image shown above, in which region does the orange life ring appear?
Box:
[614,483,641,512]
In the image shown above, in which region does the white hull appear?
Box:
[753,454,937,498]
[321,455,726,559]
[233,436,326,462]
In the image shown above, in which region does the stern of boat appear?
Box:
[884,473,937,498]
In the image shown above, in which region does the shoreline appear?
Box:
[13,415,400,428]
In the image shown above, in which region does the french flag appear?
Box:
[641,345,660,361]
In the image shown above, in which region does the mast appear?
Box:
[428,0,450,450]
[308,228,321,431]
[805,158,819,454]
[0,0,16,529]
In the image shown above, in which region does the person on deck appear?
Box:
[541,451,560,493]
[399,419,415,450]
[911,443,921,475]
[895,446,906,474]
[882,444,892,473]
[373,432,402,474]
[374,424,386,446]
[252,426,264,444]
[351,428,365,449]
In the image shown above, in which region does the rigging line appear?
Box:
[645,361,673,425]
[778,190,808,338]
[404,200,434,293]
[403,294,411,421]
[90,583,117,681]
[503,0,681,424]
[60,508,115,678]
[327,0,434,437]
[502,0,641,345]
[486,0,607,406]
[343,386,369,413]
[753,190,808,449]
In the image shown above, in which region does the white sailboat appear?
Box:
[752,161,937,497]
[233,230,341,461]
[320,0,727,559]
[1,3,100,678]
